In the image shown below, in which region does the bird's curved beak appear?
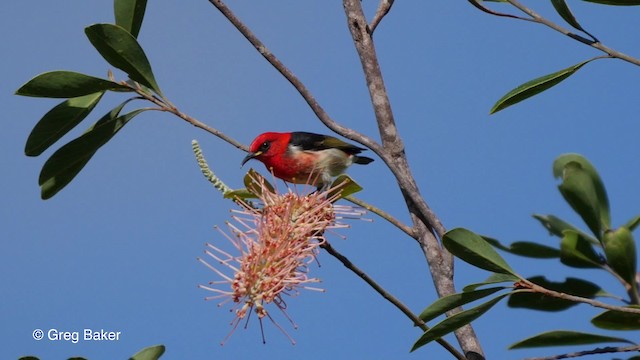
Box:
[241,151,262,167]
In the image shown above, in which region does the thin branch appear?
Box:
[344,195,415,237]
[369,0,395,35]
[466,0,532,22]
[206,0,383,157]
[519,280,640,315]
[524,344,640,360]
[320,240,466,360]
[128,81,248,152]
[503,0,640,67]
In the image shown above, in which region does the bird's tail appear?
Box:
[353,156,374,165]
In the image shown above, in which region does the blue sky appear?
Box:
[2,1,639,359]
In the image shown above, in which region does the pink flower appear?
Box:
[198,179,364,344]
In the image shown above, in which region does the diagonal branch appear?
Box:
[344,195,415,238]
[520,280,640,315]
[207,0,383,157]
[128,80,248,151]
[320,240,466,360]
[524,344,640,360]
[502,0,640,67]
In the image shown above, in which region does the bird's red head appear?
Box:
[241,132,292,168]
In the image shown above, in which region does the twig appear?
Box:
[503,0,640,67]
[344,195,415,237]
[519,280,640,315]
[369,0,395,35]
[523,344,640,360]
[320,240,466,360]
[466,0,532,22]
[128,80,248,152]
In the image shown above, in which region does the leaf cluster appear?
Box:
[16,0,158,199]
[412,154,640,355]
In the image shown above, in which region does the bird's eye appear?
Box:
[259,141,270,152]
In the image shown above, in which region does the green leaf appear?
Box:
[18,357,40,360]
[557,164,600,236]
[328,175,363,200]
[16,71,129,98]
[483,236,560,258]
[532,214,598,244]
[85,24,163,96]
[550,0,594,39]
[624,215,640,232]
[490,59,596,114]
[592,306,640,330]
[129,344,165,360]
[25,92,105,156]
[582,0,640,5]
[603,227,637,285]
[243,169,275,197]
[419,287,507,323]
[463,273,519,292]
[223,188,258,200]
[114,0,148,38]
[443,228,518,275]
[560,230,603,268]
[508,276,601,311]
[411,293,510,352]
[39,102,146,199]
[509,330,635,349]
[554,154,610,235]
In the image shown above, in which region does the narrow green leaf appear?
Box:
[560,230,603,268]
[411,293,510,352]
[550,0,592,36]
[443,228,518,275]
[25,92,104,156]
[85,24,163,96]
[509,330,635,349]
[554,154,610,233]
[328,175,363,200]
[129,344,165,360]
[16,71,129,98]
[592,306,640,330]
[624,215,640,232]
[483,236,560,258]
[463,273,519,292]
[243,169,275,197]
[582,0,640,5]
[39,102,146,199]
[603,227,637,285]
[532,214,598,244]
[114,0,148,38]
[508,276,601,311]
[223,188,257,200]
[490,59,596,114]
[419,287,507,323]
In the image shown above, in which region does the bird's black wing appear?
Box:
[290,131,366,155]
